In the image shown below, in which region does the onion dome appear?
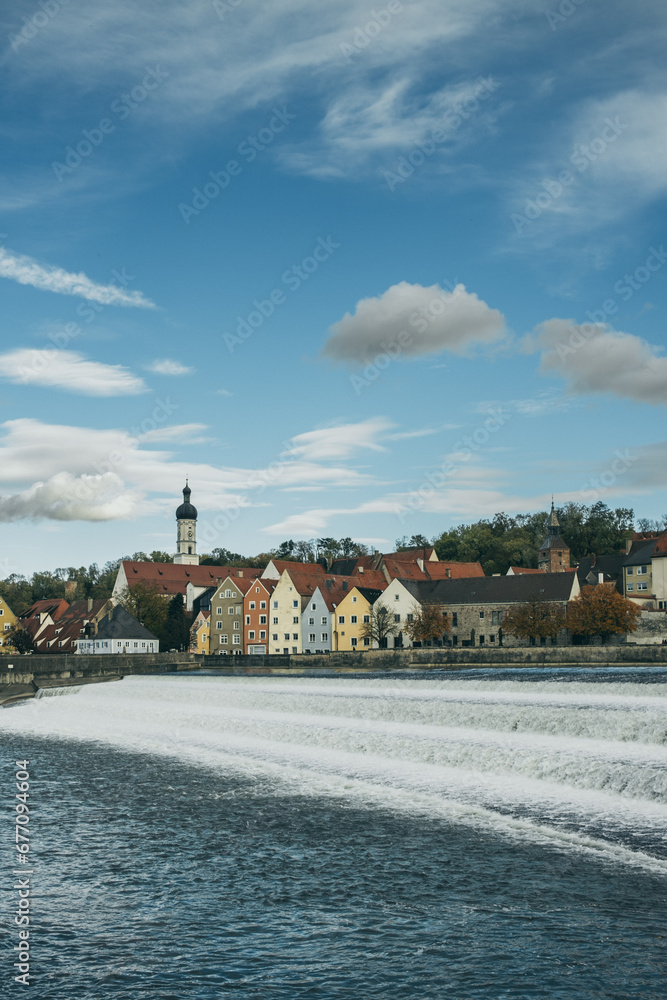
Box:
[175,482,197,520]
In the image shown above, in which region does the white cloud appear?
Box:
[136,424,210,444]
[146,358,193,375]
[0,418,379,523]
[0,247,155,307]
[286,417,394,461]
[531,320,667,405]
[0,349,147,396]
[322,281,506,363]
[0,472,140,522]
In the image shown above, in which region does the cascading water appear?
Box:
[2,669,665,999]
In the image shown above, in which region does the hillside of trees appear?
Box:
[1,502,664,615]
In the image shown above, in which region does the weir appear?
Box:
[2,645,667,706]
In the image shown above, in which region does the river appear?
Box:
[1,668,666,998]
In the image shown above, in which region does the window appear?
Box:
[492,610,503,625]
[479,611,485,619]
[321,617,328,625]
[233,621,240,630]
[309,617,315,625]
[272,617,278,625]
[312,603,317,610]
[338,615,345,624]
[351,615,357,624]
[293,616,299,624]
[363,614,370,624]
[292,633,298,641]
[637,582,648,591]
[638,565,648,575]
[225,589,231,598]
[216,607,222,614]
[293,600,299,608]
[260,601,266,609]
[245,615,250,625]
[321,633,328,642]
[626,567,633,575]
[272,633,278,641]
[394,594,399,601]
[284,633,290,641]
[216,621,223,630]
[479,635,485,645]
[273,601,278,609]
[260,615,267,625]
[0,609,3,615]
[235,606,241,614]
[407,614,414,623]
[363,637,370,646]
[255,587,260,593]
[248,631,255,640]
[352,596,357,603]
[249,602,255,610]
[220,635,228,644]
[233,635,240,645]
[228,607,234,615]
[452,634,458,645]
[627,583,634,592]
[351,637,358,647]
[309,633,316,643]
[394,614,400,623]
[489,634,495,643]
[259,631,266,640]
[232,592,237,599]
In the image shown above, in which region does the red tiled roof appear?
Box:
[425,562,484,580]
[119,561,261,596]
[508,566,547,575]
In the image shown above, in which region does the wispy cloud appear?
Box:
[0,247,156,307]
[145,358,193,375]
[0,472,140,522]
[0,349,147,396]
[286,417,394,461]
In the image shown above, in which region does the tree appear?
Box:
[501,598,566,644]
[358,602,400,647]
[5,624,35,654]
[404,601,450,646]
[117,583,169,644]
[395,534,431,551]
[566,584,641,644]
[162,593,191,651]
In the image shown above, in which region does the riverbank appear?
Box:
[2,645,667,706]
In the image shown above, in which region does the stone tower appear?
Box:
[174,481,199,565]
[537,502,571,573]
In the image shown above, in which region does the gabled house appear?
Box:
[332,586,385,651]
[209,576,255,654]
[21,599,114,653]
[0,595,18,653]
[244,579,276,654]
[76,605,159,654]
[189,609,210,654]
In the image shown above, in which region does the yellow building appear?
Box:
[332,586,385,651]
[190,610,210,654]
[0,596,18,653]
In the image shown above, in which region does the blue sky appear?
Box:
[1,0,666,577]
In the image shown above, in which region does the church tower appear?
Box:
[174,481,199,565]
[537,502,571,573]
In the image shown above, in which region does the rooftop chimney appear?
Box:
[87,598,93,613]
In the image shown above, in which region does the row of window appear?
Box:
[626,566,648,575]
[626,583,648,591]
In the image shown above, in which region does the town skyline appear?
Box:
[1,2,666,581]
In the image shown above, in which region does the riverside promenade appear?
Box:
[2,645,667,706]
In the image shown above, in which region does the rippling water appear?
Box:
[2,669,666,998]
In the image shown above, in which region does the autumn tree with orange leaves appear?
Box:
[566,584,641,644]
[404,602,450,646]
[500,598,566,644]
